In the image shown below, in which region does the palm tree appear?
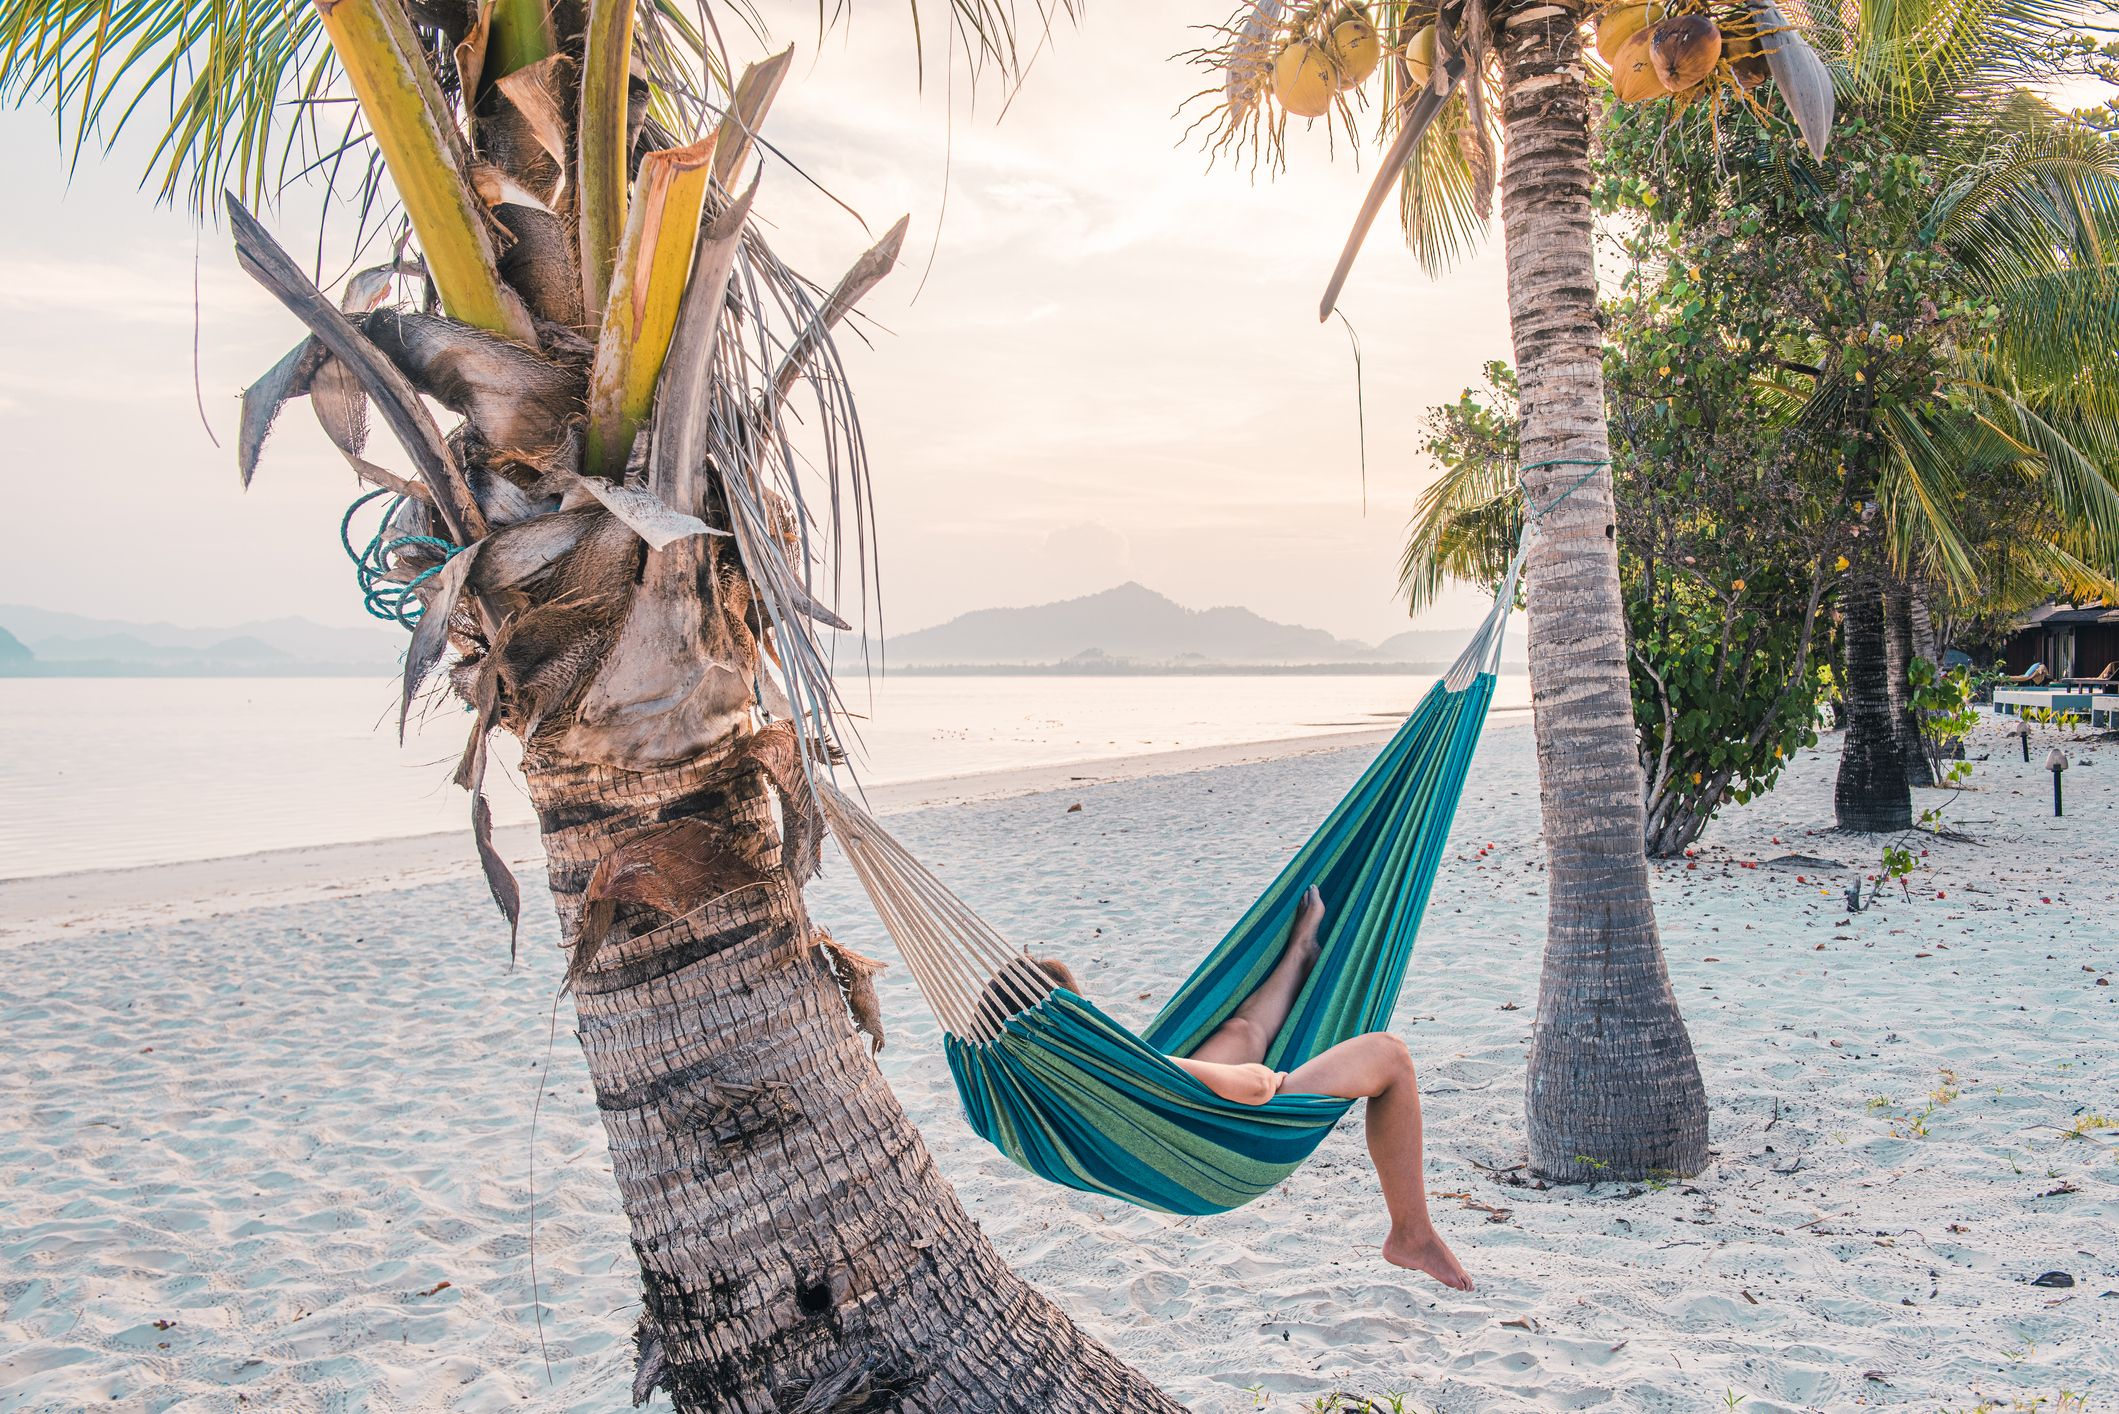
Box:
[0,1,1181,1406]
[1192,0,1776,1180]
[1811,24,2119,828]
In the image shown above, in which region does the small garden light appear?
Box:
[2048,747,2068,817]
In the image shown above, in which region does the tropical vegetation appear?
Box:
[1404,0,2119,852]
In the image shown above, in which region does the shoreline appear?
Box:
[0,711,1528,944]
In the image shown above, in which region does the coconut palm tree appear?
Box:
[0,1,1182,1406]
[1751,2,2119,830]
[1187,0,1821,1180]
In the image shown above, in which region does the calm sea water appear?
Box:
[0,673,1528,878]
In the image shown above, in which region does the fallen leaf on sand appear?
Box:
[414,1281,452,1298]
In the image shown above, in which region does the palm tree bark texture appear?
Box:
[1494,0,1710,1183]
[528,752,1173,1411]
[1884,578,1935,788]
[1835,525,1915,830]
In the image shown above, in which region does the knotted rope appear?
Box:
[340,488,462,629]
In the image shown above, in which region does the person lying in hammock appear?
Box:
[974,885,1473,1292]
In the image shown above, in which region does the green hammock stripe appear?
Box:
[941,673,1498,1215]
[947,993,1356,1214]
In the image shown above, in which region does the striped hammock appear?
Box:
[819,548,1521,1215]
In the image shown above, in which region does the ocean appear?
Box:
[0,672,1529,878]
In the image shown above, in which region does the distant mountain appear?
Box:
[887,583,1368,666]
[883,582,1521,669]
[29,633,293,665]
[0,605,399,676]
[1371,626,1527,667]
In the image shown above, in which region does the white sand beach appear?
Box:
[1,713,2113,1412]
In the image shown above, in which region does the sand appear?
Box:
[0,713,2113,1412]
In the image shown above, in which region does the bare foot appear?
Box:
[1288,884,1326,960]
[1383,1226,1473,1291]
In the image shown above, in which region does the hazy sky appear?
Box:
[0,0,1513,644]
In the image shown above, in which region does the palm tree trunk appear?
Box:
[524,748,1178,1413]
[1494,0,1709,1184]
[1909,587,1939,668]
[1834,556,1913,830]
[1883,579,1934,788]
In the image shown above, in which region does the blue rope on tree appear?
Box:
[340,488,461,629]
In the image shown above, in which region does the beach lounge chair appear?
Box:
[2002,663,2053,686]
[2058,661,2118,691]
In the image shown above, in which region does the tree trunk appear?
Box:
[1908,586,1940,669]
[524,748,1179,1413]
[1834,559,1913,830]
[1495,0,1710,1184]
[1883,579,1934,788]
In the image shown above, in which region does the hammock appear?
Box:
[819,544,1525,1216]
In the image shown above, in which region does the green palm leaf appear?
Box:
[0,0,335,212]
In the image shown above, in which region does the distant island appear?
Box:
[0,584,1524,677]
[881,583,1526,673]
[0,605,401,677]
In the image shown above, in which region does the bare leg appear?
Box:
[1187,885,1326,1065]
[1280,1032,1473,1291]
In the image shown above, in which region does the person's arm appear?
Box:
[1170,1056,1285,1106]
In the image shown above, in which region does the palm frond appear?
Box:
[1932,128,2119,280]
[1839,0,2089,146]
[2010,537,2119,602]
[1400,373,1522,613]
[1873,399,1982,592]
[1988,394,2119,572]
[890,0,1082,87]
[1390,90,1488,276]
[0,0,336,213]
[1986,266,2119,394]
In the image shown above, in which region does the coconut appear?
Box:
[1610,27,1665,102]
[1722,26,1770,87]
[1649,14,1722,93]
[1326,9,1381,87]
[1404,23,1437,91]
[1273,39,1339,117]
[1594,2,1664,65]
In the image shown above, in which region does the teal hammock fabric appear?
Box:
[820,468,1586,1215]
[936,672,1496,1214]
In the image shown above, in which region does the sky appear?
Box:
[0,0,1514,645]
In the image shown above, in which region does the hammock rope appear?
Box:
[818,462,1601,1214]
[340,488,461,629]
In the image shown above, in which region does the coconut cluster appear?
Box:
[1597,1,1770,104]
[1266,5,1410,118]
